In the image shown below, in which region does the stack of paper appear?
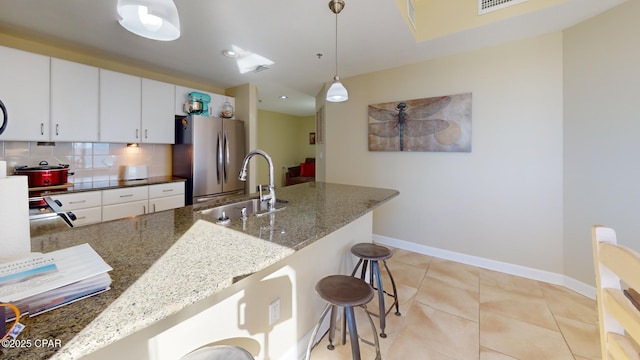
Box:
[0,243,112,318]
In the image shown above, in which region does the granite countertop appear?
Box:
[5,182,398,360]
[28,176,186,197]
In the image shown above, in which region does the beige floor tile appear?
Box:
[416,274,479,322]
[540,282,598,325]
[382,260,427,289]
[480,311,574,360]
[388,247,433,269]
[401,301,479,359]
[480,283,558,331]
[426,259,480,292]
[555,315,601,360]
[479,268,544,297]
[479,347,518,360]
[386,334,456,360]
[311,249,601,360]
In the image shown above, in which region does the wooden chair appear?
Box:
[592,225,640,359]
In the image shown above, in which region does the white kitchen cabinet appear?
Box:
[99,69,141,143]
[148,182,185,213]
[0,45,50,141]
[102,200,148,222]
[50,191,102,226]
[51,58,99,142]
[141,78,175,144]
[102,186,149,221]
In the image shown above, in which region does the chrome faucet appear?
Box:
[238,149,276,212]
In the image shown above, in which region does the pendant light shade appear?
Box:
[326,0,348,103]
[327,76,348,102]
[117,0,181,41]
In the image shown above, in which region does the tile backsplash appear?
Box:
[0,141,171,183]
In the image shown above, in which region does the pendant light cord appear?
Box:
[335,10,339,78]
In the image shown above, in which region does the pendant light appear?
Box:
[117,0,181,41]
[326,0,348,103]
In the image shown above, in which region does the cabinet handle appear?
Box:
[162,189,173,193]
[40,123,44,135]
[120,194,134,198]
[56,124,59,136]
[69,200,86,204]
[136,129,139,139]
[143,205,146,214]
[145,129,148,139]
[153,204,156,213]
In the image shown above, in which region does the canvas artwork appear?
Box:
[368,93,472,152]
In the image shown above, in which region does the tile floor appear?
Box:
[310,247,600,360]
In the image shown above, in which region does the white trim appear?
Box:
[373,234,596,299]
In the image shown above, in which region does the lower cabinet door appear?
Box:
[149,195,185,213]
[69,207,102,226]
[102,200,148,222]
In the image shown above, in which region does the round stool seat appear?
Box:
[316,275,374,306]
[351,243,392,261]
[180,345,254,360]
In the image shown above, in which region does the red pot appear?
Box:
[15,161,73,187]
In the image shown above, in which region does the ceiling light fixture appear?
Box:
[221,49,238,58]
[326,0,348,103]
[116,0,181,41]
[279,95,288,100]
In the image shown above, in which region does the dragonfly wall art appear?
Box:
[368,93,472,152]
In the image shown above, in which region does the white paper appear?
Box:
[0,243,113,303]
[0,176,31,263]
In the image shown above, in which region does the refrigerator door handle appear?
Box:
[216,131,222,184]
[224,131,230,183]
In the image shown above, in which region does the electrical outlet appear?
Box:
[269,298,280,325]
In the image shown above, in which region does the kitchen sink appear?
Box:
[197,198,287,224]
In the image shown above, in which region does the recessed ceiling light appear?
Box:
[279,95,288,100]
[221,49,238,58]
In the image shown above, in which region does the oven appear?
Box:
[29,195,76,227]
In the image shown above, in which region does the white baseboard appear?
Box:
[372,234,596,299]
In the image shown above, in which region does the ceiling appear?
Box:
[0,0,625,116]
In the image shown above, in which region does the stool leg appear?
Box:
[351,258,364,277]
[341,306,347,345]
[305,303,331,360]
[383,260,401,316]
[371,261,387,338]
[327,305,338,350]
[361,259,369,280]
[362,305,382,360]
[345,306,361,360]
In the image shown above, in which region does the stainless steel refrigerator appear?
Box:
[172,115,246,205]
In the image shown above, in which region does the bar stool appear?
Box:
[180,345,254,360]
[305,275,381,360]
[350,243,400,338]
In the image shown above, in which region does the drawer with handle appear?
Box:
[148,182,184,199]
[50,191,102,211]
[102,186,148,205]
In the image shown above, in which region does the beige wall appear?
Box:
[323,32,565,274]
[563,1,640,285]
[256,110,316,188]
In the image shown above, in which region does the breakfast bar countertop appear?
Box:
[7,182,399,360]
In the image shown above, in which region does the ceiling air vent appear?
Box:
[478,0,527,15]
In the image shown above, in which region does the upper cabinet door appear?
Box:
[0,46,50,141]
[51,58,99,142]
[99,69,141,143]
[141,78,175,144]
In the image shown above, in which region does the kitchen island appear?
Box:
[6,182,398,360]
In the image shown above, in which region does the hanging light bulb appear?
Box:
[117,0,181,41]
[326,0,348,103]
